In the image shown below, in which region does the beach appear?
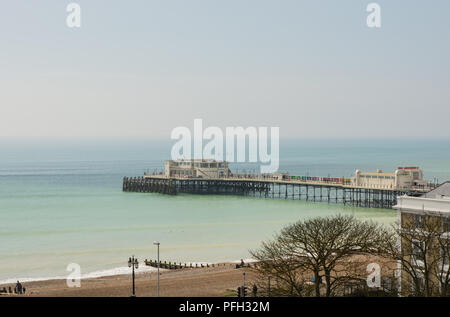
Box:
[1,263,254,297]
[2,254,397,297]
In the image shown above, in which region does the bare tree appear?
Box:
[250,215,393,297]
[435,232,450,296]
[250,238,317,297]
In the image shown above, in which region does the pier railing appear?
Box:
[143,172,437,191]
[123,175,430,209]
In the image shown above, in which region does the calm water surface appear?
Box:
[1,138,448,282]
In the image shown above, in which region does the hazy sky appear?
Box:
[1,1,449,138]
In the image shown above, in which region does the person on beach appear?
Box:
[15,281,23,294]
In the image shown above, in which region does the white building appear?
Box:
[395,183,450,225]
[393,182,450,296]
[162,159,231,178]
[352,167,428,190]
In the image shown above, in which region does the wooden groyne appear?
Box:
[144,259,255,270]
[123,175,428,209]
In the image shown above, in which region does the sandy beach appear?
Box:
[0,263,255,297]
[1,255,396,297]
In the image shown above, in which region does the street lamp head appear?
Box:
[153,241,160,246]
[128,257,132,267]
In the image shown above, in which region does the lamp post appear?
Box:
[128,255,138,297]
[153,241,160,297]
[243,272,246,297]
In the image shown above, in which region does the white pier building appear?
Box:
[353,167,428,190]
[161,159,231,179]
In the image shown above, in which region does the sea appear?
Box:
[1,138,449,284]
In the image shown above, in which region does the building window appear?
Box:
[442,246,450,267]
[410,270,425,295]
[412,240,424,265]
[416,275,425,294]
[443,217,450,233]
[414,215,424,230]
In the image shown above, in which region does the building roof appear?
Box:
[394,182,450,215]
[359,172,395,176]
[421,181,450,199]
[394,195,450,215]
[167,159,226,163]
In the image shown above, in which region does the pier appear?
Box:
[122,176,176,195]
[123,175,430,209]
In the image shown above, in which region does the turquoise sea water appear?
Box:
[0,138,449,283]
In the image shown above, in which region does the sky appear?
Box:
[1,0,449,139]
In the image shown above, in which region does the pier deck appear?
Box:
[123,175,430,209]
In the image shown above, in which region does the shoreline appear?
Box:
[0,258,257,286]
[1,262,255,297]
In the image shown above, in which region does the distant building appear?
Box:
[352,167,428,190]
[394,182,450,296]
[162,159,231,178]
